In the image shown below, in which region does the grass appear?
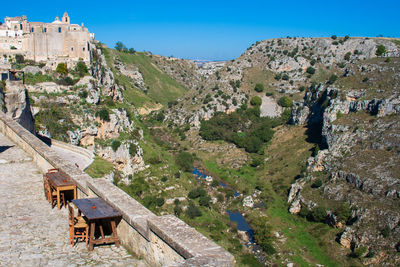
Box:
[112,50,188,107]
[85,156,114,178]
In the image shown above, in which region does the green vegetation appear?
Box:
[56,63,68,75]
[278,96,293,107]
[375,44,386,56]
[24,72,53,85]
[250,96,262,106]
[35,102,77,142]
[85,156,114,178]
[96,108,110,121]
[254,83,264,92]
[306,66,316,75]
[175,151,194,172]
[199,106,280,153]
[111,50,188,107]
[75,61,88,77]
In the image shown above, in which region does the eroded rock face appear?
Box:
[4,81,35,134]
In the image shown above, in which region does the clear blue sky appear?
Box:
[1,0,399,60]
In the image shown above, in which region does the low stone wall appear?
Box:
[0,111,235,267]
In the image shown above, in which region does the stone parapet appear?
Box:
[0,111,235,267]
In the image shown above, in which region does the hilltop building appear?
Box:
[0,12,94,68]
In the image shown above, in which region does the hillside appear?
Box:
[14,36,400,266]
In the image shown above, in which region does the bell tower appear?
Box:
[62,12,70,24]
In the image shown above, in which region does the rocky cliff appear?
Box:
[287,56,400,265]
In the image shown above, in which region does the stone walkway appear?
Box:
[0,133,145,267]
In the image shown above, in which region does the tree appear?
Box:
[56,63,68,75]
[186,202,202,219]
[250,96,262,106]
[15,54,24,64]
[334,203,351,223]
[111,140,121,152]
[309,206,327,222]
[277,96,293,107]
[115,41,126,52]
[188,187,206,199]
[306,66,315,75]
[75,61,88,77]
[376,45,386,56]
[254,83,264,92]
[331,35,337,40]
[175,151,194,172]
[96,108,110,121]
[344,52,351,61]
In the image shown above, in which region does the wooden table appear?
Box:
[46,172,77,210]
[72,198,121,251]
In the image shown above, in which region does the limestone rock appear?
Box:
[243,196,254,208]
[22,65,41,75]
[4,81,35,134]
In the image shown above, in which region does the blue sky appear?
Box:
[1,0,399,60]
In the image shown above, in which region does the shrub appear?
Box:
[161,176,168,182]
[274,73,282,80]
[156,197,165,207]
[96,108,110,121]
[254,83,264,92]
[336,110,343,119]
[188,187,207,199]
[56,76,75,86]
[250,96,262,106]
[186,202,202,219]
[309,206,327,222]
[385,57,391,63]
[15,54,24,64]
[175,152,194,172]
[344,52,351,61]
[111,140,121,152]
[306,66,315,75]
[174,205,182,216]
[250,156,263,167]
[344,35,350,41]
[199,195,211,207]
[311,179,323,188]
[381,226,391,238]
[211,180,219,187]
[327,74,338,84]
[376,45,386,56]
[129,143,137,156]
[56,63,68,75]
[334,203,351,223]
[299,86,306,92]
[331,35,337,40]
[75,61,88,77]
[277,96,293,107]
[282,73,289,80]
[349,246,368,258]
[174,172,181,178]
[313,144,320,156]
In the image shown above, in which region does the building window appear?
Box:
[58,27,61,33]
[43,28,47,33]
[71,47,74,51]
[83,47,85,51]
[31,27,34,33]
[20,24,23,30]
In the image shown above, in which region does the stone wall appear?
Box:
[0,111,235,267]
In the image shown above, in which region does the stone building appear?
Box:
[0,12,94,68]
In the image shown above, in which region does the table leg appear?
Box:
[111,220,120,247]
[57,188,60,210]
[99,224,105,239]
[89,222,95,251]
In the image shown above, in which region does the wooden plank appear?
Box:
[72,198,121,220]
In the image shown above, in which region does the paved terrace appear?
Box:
[0,133,145,267]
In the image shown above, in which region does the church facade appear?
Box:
[0,12,94,67]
